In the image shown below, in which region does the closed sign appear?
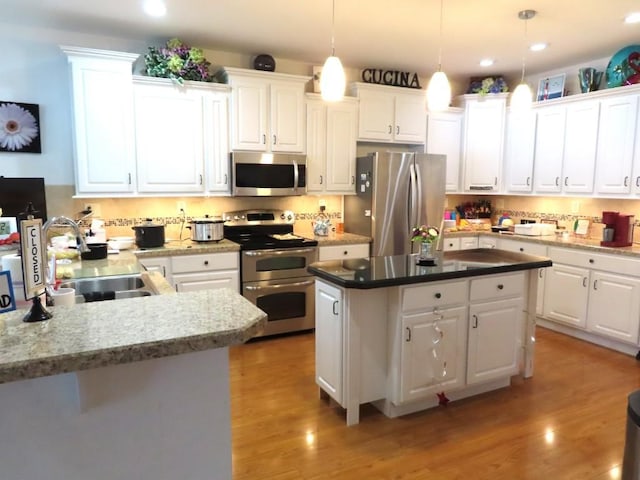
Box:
[19,218,47,300]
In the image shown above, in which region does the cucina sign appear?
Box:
[361,69,422,89]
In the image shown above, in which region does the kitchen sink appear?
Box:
[58,274,152,303]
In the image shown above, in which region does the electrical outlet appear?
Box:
[571,201,580,214]
[177,201,186,214]
[83,203,102,217]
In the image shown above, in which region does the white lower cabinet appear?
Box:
[171,252,239,293]
[442,236,478,251]
[315,280,344,403]
[541,246,640,345]
[398,306,467,403]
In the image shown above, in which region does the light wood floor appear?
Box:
[229,327,640,479]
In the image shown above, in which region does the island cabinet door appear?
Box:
[398,306,467,404]
[315,281,344,405]
[542,264,589,329]
[467,297,523,386]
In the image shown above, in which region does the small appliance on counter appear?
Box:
[513,223,556,236]
[601,211,634,247]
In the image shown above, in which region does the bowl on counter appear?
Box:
[80,242,108,260]
[108,236,135,250]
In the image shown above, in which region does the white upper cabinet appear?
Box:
[426,109,463,192]
[133,77,230,195]
[306,95,358,194]
[596,94,638,195]
[504,109,537,192]
[222,67,309,153]
[459,94,507,192]
[533,105,566,193]
[62,46,138,195]
[352,83,427,144]
[562,101,599,193]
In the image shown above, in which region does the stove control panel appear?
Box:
[222,209,295,226]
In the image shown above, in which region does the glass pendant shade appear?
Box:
[511,82,533,111]
[427,70,452,112]
[320,55,346,102]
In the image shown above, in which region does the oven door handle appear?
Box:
[244,248,316,257]
[245,280,315,291]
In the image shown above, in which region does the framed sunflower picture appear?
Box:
[0,101,42,154]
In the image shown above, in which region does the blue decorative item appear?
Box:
[605,45,640,88]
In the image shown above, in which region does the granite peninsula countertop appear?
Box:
[309,248,552,289]
[0,273,267,384]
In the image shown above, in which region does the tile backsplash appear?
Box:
[46,186,343,240]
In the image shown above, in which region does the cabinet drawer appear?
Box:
[498,239,547,257]
[402,280,468,312]
[319,243,370,261]
[171,251,239,273]
[443,238,460,251]
[460,237,479,250]
[470,272,525,302]
[548,246,640,276]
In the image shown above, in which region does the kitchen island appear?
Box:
[309,248,552,425]
[0,274,266,480]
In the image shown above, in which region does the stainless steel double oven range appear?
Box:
[222,209,318,337]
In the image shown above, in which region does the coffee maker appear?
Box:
[601,211,635,247]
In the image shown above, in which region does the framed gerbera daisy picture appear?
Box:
[0,101,42,154]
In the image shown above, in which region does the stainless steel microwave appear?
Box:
[230,152,306,196]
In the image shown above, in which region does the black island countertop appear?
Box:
[308,248,552,289]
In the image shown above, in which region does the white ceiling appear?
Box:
[2,0,640,82]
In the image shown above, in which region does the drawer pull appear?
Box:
[435,292,442,299]
[519,247,524,252]
[497,284,504,290]
[343,251,348,255]
[204,260,209,266]
[589,258,594,264]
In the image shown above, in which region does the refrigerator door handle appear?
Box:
[414,162,423,228]
[409,163,418,231]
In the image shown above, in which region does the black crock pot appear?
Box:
[132,219,165,248]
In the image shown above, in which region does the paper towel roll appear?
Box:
[1,254,24,284]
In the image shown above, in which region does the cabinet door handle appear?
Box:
[273,134,277,145]
[224,174,228,185]
[583,277,587,287]
[564,177,568,186]
[351,176,355,185]
[593,279,598,290]
[637,176,640,187]
[497,284,504,290]
[539,268,543,279]
[332,300,339,315]
[405,326,412,342]
[128,173,132,185]
[162,266,166,277]
[625,176,629,187]
[555,176,560,186]
[320,175,323,185]
[199,174,203,185]
[472,314,478,329]
[388,125,392,134]
[494,177,498,186]
[526,176,530,186]
[396,125,400,135]
[262,134,266,144]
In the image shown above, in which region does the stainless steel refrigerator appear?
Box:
[344,152,446,257]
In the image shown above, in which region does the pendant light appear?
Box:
[426,0,452,112]
[320,0,346,102]
[511,9,536,111]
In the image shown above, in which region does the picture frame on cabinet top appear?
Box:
[537,74,565,102]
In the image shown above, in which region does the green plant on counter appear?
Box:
[411,225,440,243]
[144,38,213,85]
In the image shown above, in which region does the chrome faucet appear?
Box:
[43,216,91,253]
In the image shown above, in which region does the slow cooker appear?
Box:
[188,215,224,242]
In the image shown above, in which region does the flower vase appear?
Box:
[417,242,435,265]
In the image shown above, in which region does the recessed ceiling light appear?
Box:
[530,43,547,52]
[479,58,494,67]
[143,0,167,17]
[625,12,640,24]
